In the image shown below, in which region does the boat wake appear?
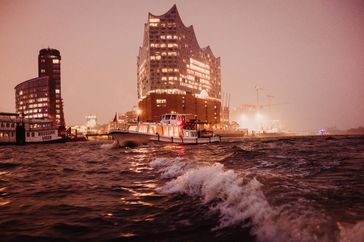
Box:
[100,141,120,149]
[149,157,354,242]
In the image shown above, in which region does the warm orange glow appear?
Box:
[0,2,363,130]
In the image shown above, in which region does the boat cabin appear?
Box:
[160,114,213,138]
[124,113,215,140]
[160,114,187,125]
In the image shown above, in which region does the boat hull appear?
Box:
[109,130,152,146]
[0,137,65,145]
[109,130,220,145]
[151,135,220,144]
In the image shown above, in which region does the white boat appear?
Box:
[0,112,64,145]
[109,114,221,146]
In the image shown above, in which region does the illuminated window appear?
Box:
[156,99,167,107]
[156,99,166,104]
[167,43,178,48]
[149,18,160,23]
[41,69,45,73]
[55,89,60,94]
[52,59,60,64]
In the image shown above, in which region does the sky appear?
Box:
[0,0,363,131]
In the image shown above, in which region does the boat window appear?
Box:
[157,126,163,135]
[168,126,173,136]
[139,125,148,133]
[150,126,155,134]
[173,127,179,136]
[171,115,176,120]
[129,125,137,131]
[165,115,171,120]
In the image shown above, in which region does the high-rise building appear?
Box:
[137,5,221,124]
[15,48,65,127]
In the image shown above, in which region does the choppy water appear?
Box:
[0,135,363,242]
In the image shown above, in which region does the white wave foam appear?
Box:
[150,158,331,242]
[100,141,119,149]
[338,220,364,242]
[150,157,189,179]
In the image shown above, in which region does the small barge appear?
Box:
[109,114,220,145]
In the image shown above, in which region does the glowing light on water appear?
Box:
[120,232,136,237]
[0,200,10,206]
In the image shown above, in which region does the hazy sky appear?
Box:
[1,0,363,131]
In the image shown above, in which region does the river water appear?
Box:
[0,135,363,241]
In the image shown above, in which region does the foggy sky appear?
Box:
[1,0,363,131]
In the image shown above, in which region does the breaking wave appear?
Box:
[150,157,337,242]
[338,220,364,242]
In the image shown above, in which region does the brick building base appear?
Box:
[138,93,220,124]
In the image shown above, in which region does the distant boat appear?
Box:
[0,112,64,145]
[109,114,221,146]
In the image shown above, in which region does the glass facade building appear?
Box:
[15,48,65,127]
[137,5,221,124]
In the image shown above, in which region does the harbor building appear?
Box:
[137,5,221,124]
[15,48,65,127]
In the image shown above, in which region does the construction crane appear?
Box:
[266,94,274,112]
[254,86,264,110]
